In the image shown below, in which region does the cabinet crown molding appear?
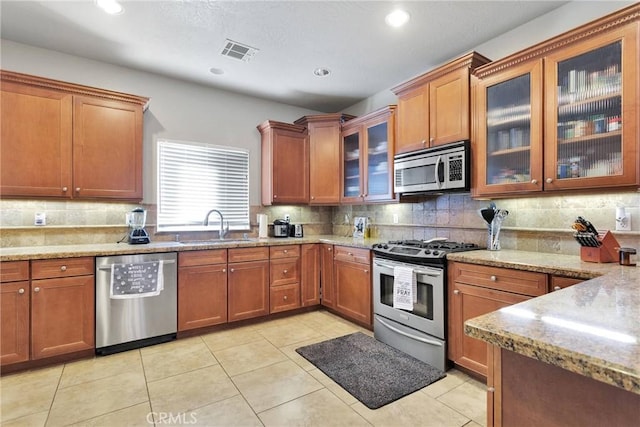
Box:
[391,51,491,95]
[1,70,149,109]
[474,3,640,78]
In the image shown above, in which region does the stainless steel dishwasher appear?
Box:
[95,252,177,355]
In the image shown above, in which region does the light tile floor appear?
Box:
[0,310,486,427]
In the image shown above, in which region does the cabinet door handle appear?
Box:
[62,186,68,192]
[274,195,278,198]
[328,248,332,251]
[531,179,538,185]
[283,250,288,253]
[421,139,426,145]
[283,269,288,274]
[222,268,226,273]
[75,187,81,192]
[487,387,495,393]
[554,286,561,291]
[18,288,25,294]
[60,265,67,272]
[546,178,553,184]
[230,268,235,273]
[490,275,497,281]
[34,287,41,293]
[364,269,369,273]
[348,252,353,256]
[453,289,460,295]
[430,137,434,144]
[283,295,288,300]
[311,196,315,200]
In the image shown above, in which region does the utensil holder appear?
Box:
[487,221,502,251]
[580,231,620,263]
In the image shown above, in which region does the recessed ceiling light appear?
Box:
[96,0,124,15]
[385,9,410,28]
[313,67,331,77]
[209,67,225,76]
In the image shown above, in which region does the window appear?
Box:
[157,139,249,232]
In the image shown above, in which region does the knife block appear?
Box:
[580,231,619,263]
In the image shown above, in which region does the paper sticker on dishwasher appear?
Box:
[110,261,164,299]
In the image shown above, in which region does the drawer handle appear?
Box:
[348,252,353,256]
[328,248,332,251]
[453,289,460,295]
[284,250,288,254]
[283,295,288,300]
[490,275,497,281]
[18,288,25,294]
[364,269,369,273]
[283,269,288,274]
[61,265,67,272]
[34,287,41,293]
[554,286,561,291]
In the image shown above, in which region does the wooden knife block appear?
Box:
[580,231,619,263]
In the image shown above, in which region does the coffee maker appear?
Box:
[128,208,150,244]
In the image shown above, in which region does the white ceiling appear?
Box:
[0,1,569,112]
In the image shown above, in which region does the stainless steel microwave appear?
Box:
[393,140,470,195]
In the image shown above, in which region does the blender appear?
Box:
[128,207,150,244]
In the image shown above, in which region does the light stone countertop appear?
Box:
[0,235,385,261]
[448,250,640,395]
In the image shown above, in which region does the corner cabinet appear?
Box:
[294,114,355,205]
[258,120,309,205]
[473,6,639,197]
[340,105,396,204]
[0,70,147,200]
[392,52,490,153]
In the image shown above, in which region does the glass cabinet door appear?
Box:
[544,27,638,190]
[365,121,391,201]
[475,60,543,196]
[342,128,361,201]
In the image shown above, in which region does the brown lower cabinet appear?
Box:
[320,244,335,309]
[178,250,228,331]
[1,261,30,365]
[300,244,320,306]
[448,261,547,377]
[333,246,372,327]
[228,247,270,322]
[30,258,95,360]
[269,245,301,313]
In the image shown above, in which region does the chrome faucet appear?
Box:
[203,209,229,240]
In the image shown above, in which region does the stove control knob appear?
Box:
[433,250,439,256]
[424,250,431,254]
[383,244,389,249]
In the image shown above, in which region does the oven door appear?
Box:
[372,257,445,339]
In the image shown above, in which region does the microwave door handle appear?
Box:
[435,155,446,187]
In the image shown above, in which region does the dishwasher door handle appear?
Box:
[97,259,176,271]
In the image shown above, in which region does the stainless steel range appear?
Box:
[371,238,481,371]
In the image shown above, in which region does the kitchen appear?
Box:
[1,1,640,426]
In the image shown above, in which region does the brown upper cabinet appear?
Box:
[340,105,396,204]
[392,52,490,154]
[473,5,639,197]
[258,120,309,205]
[294,113,355,205]
[0,70,148,201]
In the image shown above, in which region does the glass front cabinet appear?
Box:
[341,105,396,204]
[473,13,638,197]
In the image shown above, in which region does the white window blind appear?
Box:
[157,139,249,231]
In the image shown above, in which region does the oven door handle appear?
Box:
[376,317,443,347]
[373,260,442,277]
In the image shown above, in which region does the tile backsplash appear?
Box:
[1,190,638,256]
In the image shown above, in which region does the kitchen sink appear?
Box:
[176,238,259,246]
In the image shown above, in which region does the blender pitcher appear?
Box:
[128,208,150,244]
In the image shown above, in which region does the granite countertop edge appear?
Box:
[0,235,385,261]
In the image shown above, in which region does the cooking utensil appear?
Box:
[480,208,495,225]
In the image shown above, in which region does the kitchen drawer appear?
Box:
[32,257,94,279]
[449,261,547,297]
[270,284,300,313]
[334,246,370,265]
[228,247,269,263]
[550,275,583,292]
[270,258,300,286]
[270,245,300,259]
[0,261,29,282]
[179,249,227,267]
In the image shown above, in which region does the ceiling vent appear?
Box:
[221,39,259,62]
